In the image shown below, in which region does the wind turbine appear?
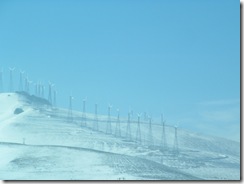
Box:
[129,106,133,117]
[173,123,179,154]
[67,95,74,123]
[34,81,40,96]
[18,70,24,91]
[27,79,32,94]
[93,103,99,131]
[48,81,54,104]
[115,109,121,137]
[136,113,142,144]
[23,75,32,94]
[126,112,132,141]
[144,112,148,121]
[41,84,45,98]
[106,104,112,134]
[0,68,3,92]
[161,114,167,151]
[38,82,41,96]
[24,75,28,92]
[53,89,57,107]
[9,67,15,92]
[147,116,154,146]
[82,97,87,127]
[34,82,38,96]
[131,110,134,117]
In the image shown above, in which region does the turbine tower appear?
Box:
[25,77,32,93]
[9,67,15,92]
[126,112,131,141]
[173,125,179,154]
[53,89,57,107]
[24,76,28,92]
[82,97,87,127]
[26,79,32,94]
[0,68,3,92]
[67,95,74,123]
[161,114,167,151]
[93,103,98,131]
[129,106,133,117]
[144,112,147,121]
[115,109,121,137]
[18,70,24,91]
[106,104,112,134]
[136,114,142,144]
[48,82,53,104]
[38,82,41,96]
[41,84,45,98]
[147,116,154,146]
[34,83,38,96]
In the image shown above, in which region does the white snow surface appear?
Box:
[0,92,240,180]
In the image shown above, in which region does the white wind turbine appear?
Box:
[129,106,134,117]
[115,108,121,137]
[173,122,180,154]
[126,112,132,141]
[82,97,87,127]
[41,83,45,98]
[24,76,28,92]
[34,82,38,96]
[9,67,15,92]
[0,68,3,92]
[161,113,167,151]
[67,94,74,123]
[147,116,154,146]
[27,79,32,94]
[38,81,41,96]
[136,113,142,144]
[106,103,112,134]
[53,87,57,107]
[19,70,24,91]
[48,81,54,104]
[93,103,99,131]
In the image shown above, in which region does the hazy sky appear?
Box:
[0,0,240,141]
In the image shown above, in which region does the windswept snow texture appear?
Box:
[0,93,240,180]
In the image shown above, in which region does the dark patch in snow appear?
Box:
[14,108,24,115]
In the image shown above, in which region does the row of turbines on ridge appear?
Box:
[0,67,179,154]
[0,67,57,106]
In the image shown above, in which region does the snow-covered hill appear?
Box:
[0,92,240,180]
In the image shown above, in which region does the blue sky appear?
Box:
[0,0,240,141]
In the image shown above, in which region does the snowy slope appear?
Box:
[0,92,240,180]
